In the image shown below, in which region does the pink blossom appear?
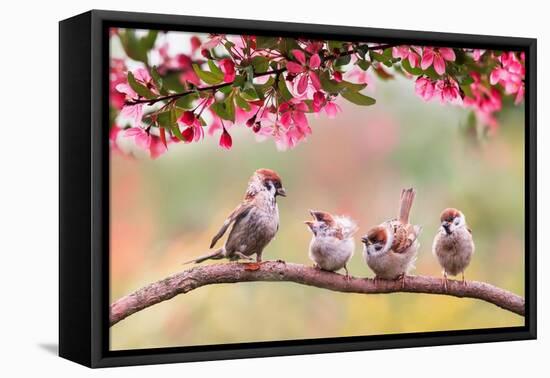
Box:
[324,101,341,118]
[472,49,486,61]
[421,47,456,75]
[415,77,436,101]
[219,127,233,149]
[303,40,324,54]
[115,68,155,126]
[345,66,373,87]
[176,54,201,86]
[415,77,460,103]
[220,59,236,82]
[110,59,127,110]
[279,99,310,130]
[190,36,202,54]
[109,125,123,154]
[177,111,204,143]
[202,34,225,50]
[311,91,341,118]
[489,52,525,101]
[436,79,461,103]
[463,72,502,129]
[392,46,420,68]
[124,127,167,159]
[286,49,322,95]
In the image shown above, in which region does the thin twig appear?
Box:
[125,43,398,106]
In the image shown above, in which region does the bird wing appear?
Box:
[391,222,420,253]
[209,202,253,248]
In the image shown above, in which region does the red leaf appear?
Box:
[159,127,168,148]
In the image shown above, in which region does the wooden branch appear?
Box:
[110,261,525,326]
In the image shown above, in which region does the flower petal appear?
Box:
[286,62,304,74]
[421,49,434,70]
[296,74,309,94]
[309,54,321,69]
[439,48,456,61]
[433,55,446,75]
[309,71,322,91]
[219,127,233,149]
[292,49,306,65]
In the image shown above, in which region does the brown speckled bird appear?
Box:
[432,208,475,290]
[361,188,422,287]
[305,210,357,277]
[184,169,286,264]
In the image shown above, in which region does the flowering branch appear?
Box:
[110,261,525,327]
[109,29,526,157]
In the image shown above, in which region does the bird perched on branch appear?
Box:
[361,188,422,287]
[432,208,475,290]
[305,210,358,277]
[183,168,286,264]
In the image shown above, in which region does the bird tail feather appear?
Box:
[399,188,416,224]
[182,248,224,265]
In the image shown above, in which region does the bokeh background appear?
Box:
[109,32,525,351]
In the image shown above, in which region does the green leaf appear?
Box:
[251,56,270,73]
[319,71,366,94]
[141,30,158,51]
[339,80,367,92]
[232,74,246,88]
[211,95,236,122]
[150,66,167,95]
[256,36,278,49]
[277,78,293,101]
[208,60,224,77]
[127,71,156,99]
[334,55,351,67]
[193,64,223,85]
[157,109,176,128]
[356,59,371,71]
[370,50,392,66]
[175,93,198,109]
[355,45,370,59]
[242,87,260,101]
[401,59,423,76]
[328,40,344,52]
[118,29,158,64]
[460,76,474,86]
[341,90,376,106]
[235,93,251,111]
[119,30,148,63]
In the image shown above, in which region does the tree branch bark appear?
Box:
[110,261,525,326]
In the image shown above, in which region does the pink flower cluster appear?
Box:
[463,72,502,129]
[108,29,527,158]
[415,77,461,103]
[490,52,525,104]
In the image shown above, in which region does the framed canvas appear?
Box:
[59,10,536,368]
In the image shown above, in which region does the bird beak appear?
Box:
[361,236,370,245]
[304,220,314,229]
[277,187,287,197]
[442,222,451,235]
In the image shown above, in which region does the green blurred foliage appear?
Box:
[110,75,524,351]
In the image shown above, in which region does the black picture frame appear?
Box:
[59,9,537,368]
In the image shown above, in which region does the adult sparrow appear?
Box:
[361,188,422,287]
[305,210,357,277]
[184,168,286,264]
[432,208,475,289]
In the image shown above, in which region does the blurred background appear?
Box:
[109,33,525,351]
